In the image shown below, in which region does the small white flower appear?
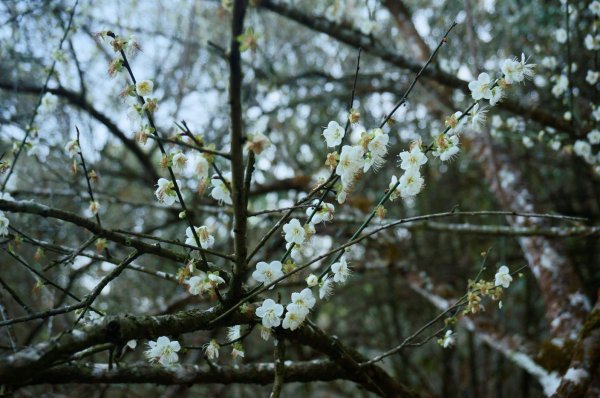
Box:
[587,129,600,145]
[255,298,284,328]
[259,325,272,341]
[40,92,58,113]
[145,336,180,367]
[331,256,351,283]
[126,340,137,350]
[442,330,456,348]
[185,226,215,249]
[433,134,460,162]
[586,70,599,85]
[522,136,534,148]
[210,173,232,205]
[489,86,503,106]
[185,275,211,295]
[136,80,154,97]
[551,75,569,97]
[306,200,335,224]
[204,339,220,360]
[364,130,389,172]
[494,265,513,288]
[231,342,245,359]
[468,72,493,100]
[319,276,334,299]
[64,139,79,158]
[88,201,100,215]
[252,261,284,285]
[398,145,427,171]
[554,28,567,43]
[195,155,210,180]
[246,132,271,155]
[154,178,179,206]
[399,168,424,198]
[228,325,241,342]
[283,218,305,245]
[335,145,365,188]
[171,152,187,174]
[501,58,521,84]
[574,140,592,158]
[591,0,600,16]
[290,288,316,313]
[469,104,487,129]
[585,34,600,51]
[305,274,318,287]
[0,211,9,236]
[282,303,307,330]
[323,121,345,147]
[388,175,402,202]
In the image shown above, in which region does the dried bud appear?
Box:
[348,108,360,124]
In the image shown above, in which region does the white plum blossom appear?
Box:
[503,53,535,83]
[89,201,100,215]
[468,72,493,100]
[398,145,427,171]
[585,34,600,51]
[323,121,345,147]
[255,298,284,328]
[231,342,245,359]
[335,145,365,188]
[171,152,187,174]
[154,178,179,206]
[541,56,557,69]
[469,104,487,129]
[228,325,241,342]
[399,168,424,198]
[283,218,305,245]
[490,86,504,106]
[246,132,271,155]
[522,136,534,148]
[126,340,137,349]
[494,265,513,288]
[363,129,389,172]
[145,336,180,367]
[306,200,334,224]
[185,271,225,295]
[282,303,307,330]
[305,274,318,287]
[40,92,58,113]
[185,226,215,249]
[290,288,316,313]
[587,130,600,145]
[64,139,79,158]
[574,140,592,158]
[591,1,600,16]
[388,175,402,202]
[210,173,232,205]
[554,28,567,43]
[136,80,154,97]
[319,276,334,299]
[442,330,456,348]
[551,75,569,97]
[0,211,9,236]
[331,256,351,283]
[195,155,210,179]
[204,339,220,360]
[433,134,460,162]
[252,260,284,285]
[586,70,599,85]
